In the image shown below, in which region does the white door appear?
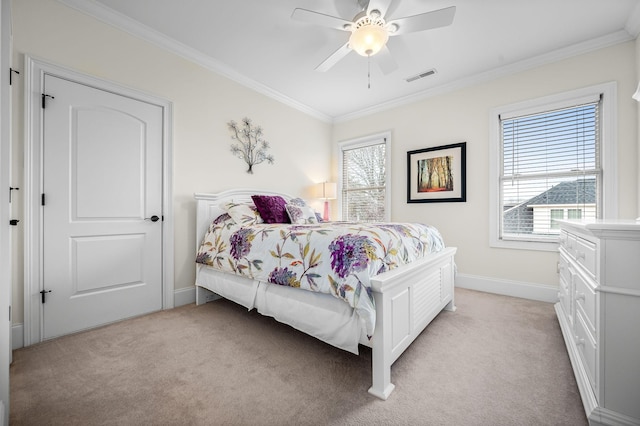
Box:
[41,74,163,340]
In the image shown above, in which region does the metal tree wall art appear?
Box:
[228,117,275,174]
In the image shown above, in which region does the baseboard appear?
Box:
[174,286,196,307]
[455,273,558,303]
[12,323,23,350]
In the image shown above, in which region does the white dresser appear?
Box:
[556,220,640,426]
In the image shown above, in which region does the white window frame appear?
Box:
[489,82,617,251]
[338,131,391,222]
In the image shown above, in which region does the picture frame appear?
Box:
[407,142,466,203]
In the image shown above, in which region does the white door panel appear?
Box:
[42,74,162,340]
[73,106,147,219]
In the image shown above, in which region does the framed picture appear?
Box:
[407,142,466,203]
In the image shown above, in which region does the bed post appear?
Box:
[443,259,457,312]
[196,284,221,306]
[368,291,395,400]
[366,247,457,400]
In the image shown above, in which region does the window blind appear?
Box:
[499,98,601,241]
[341,141,386,222]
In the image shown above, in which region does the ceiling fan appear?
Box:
[291,0,456,75]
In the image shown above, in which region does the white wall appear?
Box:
[9,0,332,325]
[333,42,638,291]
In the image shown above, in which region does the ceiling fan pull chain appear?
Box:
[367,54,371,89]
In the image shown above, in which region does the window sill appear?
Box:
[489,238,560,252]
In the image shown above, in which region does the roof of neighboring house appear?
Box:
[503,178,596,234]
[526,178,596,206]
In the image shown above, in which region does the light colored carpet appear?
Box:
[10,288,587,425]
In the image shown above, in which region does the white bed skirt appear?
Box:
[196,264,367,354]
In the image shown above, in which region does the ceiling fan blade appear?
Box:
[315,43,352,72]
[388,6,456,35]
[374,45,398,75]
[367,0,394,18]
[291,8,352,31]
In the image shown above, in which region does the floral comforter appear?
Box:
[196,215,445,337]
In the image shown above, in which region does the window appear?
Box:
[550,209,564,230]
[339,132,390,222]
[567,209,582,220]
[490,83,617,251]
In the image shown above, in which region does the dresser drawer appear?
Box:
[575,237,597,278]
[558,253,571,289]
[559,230,569,251]
[574,271,596,333]
[575,310,597,393]
[560,231,577,258]
[558,279,572,324]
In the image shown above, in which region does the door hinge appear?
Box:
[40,289,52,304]
[41,193,45,206]
[9,186,19,203]
[41,93,55,109]
[9,68,19,85]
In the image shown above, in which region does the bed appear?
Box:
[194,189,457,400]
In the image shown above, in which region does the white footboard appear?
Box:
[367,246,457,400]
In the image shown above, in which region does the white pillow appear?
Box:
[221,202,263,226]
[285,203,319,224]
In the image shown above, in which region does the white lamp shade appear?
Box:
[321,182,337,200]
[349,24,389,57]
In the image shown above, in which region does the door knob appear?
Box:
[145,215,160,222]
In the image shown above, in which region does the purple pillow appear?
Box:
[251,195,290,224]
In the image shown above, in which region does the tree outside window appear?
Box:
[340,135,389,222]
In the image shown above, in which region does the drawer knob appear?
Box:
[577,292,586,301]
[575,336,585,347]
[577,251,586,260]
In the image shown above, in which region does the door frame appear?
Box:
[23,56,174,346]
[1,0,12,422]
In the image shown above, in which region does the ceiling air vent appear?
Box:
[405,69,436,83]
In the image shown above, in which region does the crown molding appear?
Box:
[335,30,634,123]
[625,2,640,38]
[56,0,333,123]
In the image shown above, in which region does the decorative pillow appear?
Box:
[285,203,319,224]
[251,195,290,224]
[284,197,323,222]
[221,202,263,226]
[288,197,308,207]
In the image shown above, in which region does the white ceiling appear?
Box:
[62,0,640,121]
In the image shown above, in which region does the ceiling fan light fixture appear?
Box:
[349,18,389,57]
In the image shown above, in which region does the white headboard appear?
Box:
[194,189,294,249]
